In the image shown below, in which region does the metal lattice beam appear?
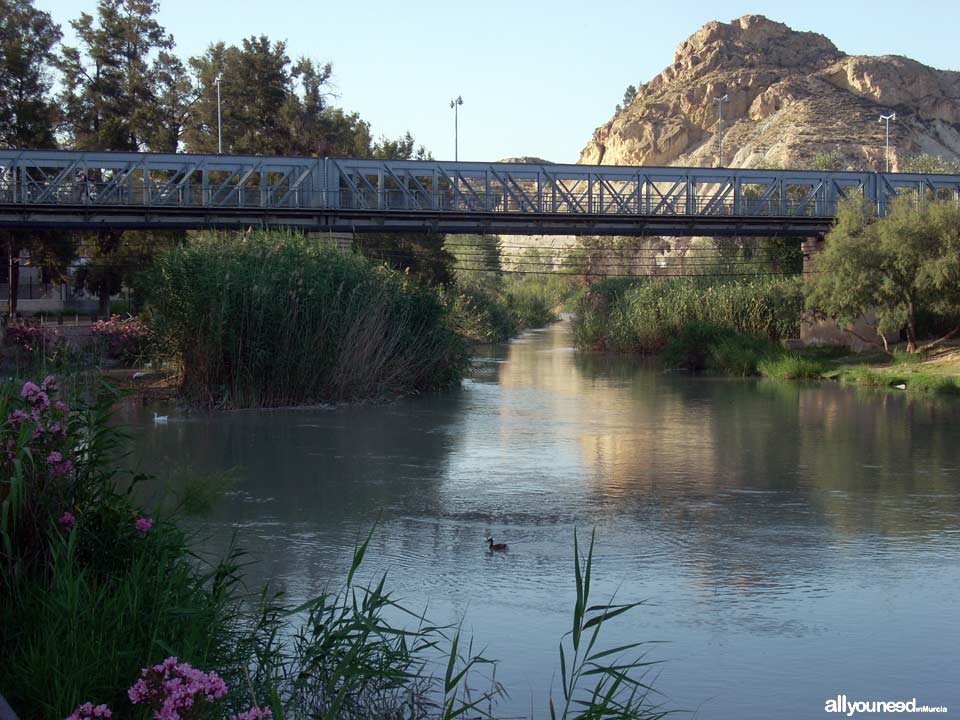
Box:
[2,149,960,236]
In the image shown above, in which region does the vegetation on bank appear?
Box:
[0,377,668,719]
[445,236,581,344]
[146,231,468,408]
[572,276,803,354]
[657,322,960,395]
[568,197,960,396]
[806,197,960,354]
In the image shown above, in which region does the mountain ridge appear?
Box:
[578,15,960,171]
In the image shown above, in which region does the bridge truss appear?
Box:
[1,149,959,236]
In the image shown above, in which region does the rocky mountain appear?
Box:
[579,15,960,171]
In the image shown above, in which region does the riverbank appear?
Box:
[123,320,960,719]
[0,374,662,719]
[815,344,960,394]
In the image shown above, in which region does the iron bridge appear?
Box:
[2,149,960,237]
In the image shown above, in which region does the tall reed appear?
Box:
[146,231,468,408]
[573,276,803,353]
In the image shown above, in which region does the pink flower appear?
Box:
[51,460,74,477]
[58,511,76,528]
[65,702,112,719]
[128,656,227,719]
[135,517,155,533]
[41,374,57,392]
[232,708,273,720]
[47,451,63,465]
[20,381,40,399]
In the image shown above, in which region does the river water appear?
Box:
[122,321,960,719]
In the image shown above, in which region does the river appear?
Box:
[120,320,960,719]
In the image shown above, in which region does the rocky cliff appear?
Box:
[579,15,960,170]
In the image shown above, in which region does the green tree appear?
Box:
[614,84,637,114]
[806,197,960,353]
[185,37,298,155]
[0,0,63,317]
[56,1,192,316]
[57,0,180,151]
[0,0,61,149]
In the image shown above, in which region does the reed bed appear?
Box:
[573,276,803,353]
[146,231,468,408]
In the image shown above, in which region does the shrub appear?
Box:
[90,315,151,365]
[662,322,730,371]
[661,323,784,376]
[446,284,517,343]
[4,318,64,359]
[146,231,468,408]
[711,334,773,377]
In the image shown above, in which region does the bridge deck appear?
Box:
[2,150,959,236]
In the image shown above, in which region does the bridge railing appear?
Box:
[0,178,947,220]
[2,150,960,229]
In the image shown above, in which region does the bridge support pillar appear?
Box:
[798,236,897,352]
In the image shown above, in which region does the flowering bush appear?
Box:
[231,708,272,720]
[65,702,112,719]
[128,656,228,719]
[91,315,151,364]
[67,656,271,720]
[5,317,59,354]
[2,375,72,481]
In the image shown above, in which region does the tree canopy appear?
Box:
[806,197,960,353]
[0,0,441,318]
[0,0,61,149]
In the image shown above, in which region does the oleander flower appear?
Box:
[65,701,112,719]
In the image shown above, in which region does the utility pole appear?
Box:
[215,73,223,154]
[450,96,463,161]
[879,112,896,173]
[713,94,729,168]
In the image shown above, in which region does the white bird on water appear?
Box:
[153,412,169,424]
[894,383,907,390]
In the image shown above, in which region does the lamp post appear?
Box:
[879,112,896,173]
[713,94,729,167]
[215,73,223,154]
[450,95,463,161]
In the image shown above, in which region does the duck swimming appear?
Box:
[487,537,508,552]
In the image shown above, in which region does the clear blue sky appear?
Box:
[34,0,960,163]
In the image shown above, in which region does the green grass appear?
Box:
[834,366,960,395]
[757,355,825,380]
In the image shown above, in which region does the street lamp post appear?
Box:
[879,112,896,173]
[450,95,463,161]
[713,94,729,167]
[215,73,223,154]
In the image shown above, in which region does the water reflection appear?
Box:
[126,321,960,719]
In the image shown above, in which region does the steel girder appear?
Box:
[1,149,959,236]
